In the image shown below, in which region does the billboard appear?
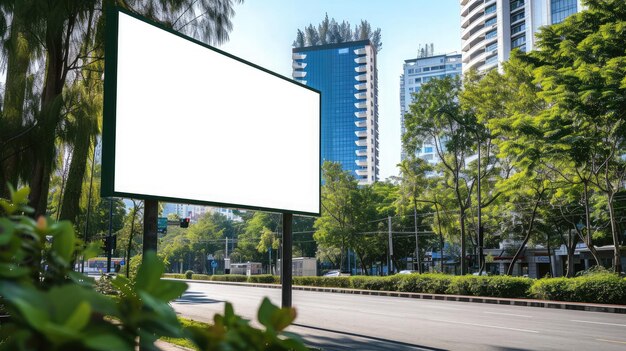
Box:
[102,8,321,216]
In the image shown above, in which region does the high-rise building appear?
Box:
[461,0,582,73]
[292,40,379,185]
[399,53,462,162]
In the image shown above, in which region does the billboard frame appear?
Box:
[102,6,321,217]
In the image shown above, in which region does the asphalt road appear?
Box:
[171,282,626,351]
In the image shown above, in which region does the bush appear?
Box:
[211,274,248,282]
[447,276,532,298]
[530,273,626,304]
[350,276,398,291]
[293,276,351,288]
[247,275,279,284]
[191,274,212,281]
[395,273,452,294]
[185,270,194,279]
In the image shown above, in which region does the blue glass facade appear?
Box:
[551,0,577,24]
[293,41,377,183]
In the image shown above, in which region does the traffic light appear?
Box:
[180,218,190,228]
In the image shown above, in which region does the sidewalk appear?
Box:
[167,278,626,314]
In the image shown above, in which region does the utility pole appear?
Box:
[414,207,422,273]
[388,216,394,275]
[225,237,229,257]
[477,138,484,275]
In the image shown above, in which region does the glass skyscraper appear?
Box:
[292,40,379,185]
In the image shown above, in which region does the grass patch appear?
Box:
[161,318,211,350]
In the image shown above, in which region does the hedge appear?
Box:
[530,273,626,304]
[162,273,626,304]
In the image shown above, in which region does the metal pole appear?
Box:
[225,237,229,258]
[414,207,421,273]
[388,216,393,275]
[281,213,293,308]
[106,197,113,273]
[143,200,158,258]
[477,139,484,275]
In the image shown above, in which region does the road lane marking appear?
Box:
[571,320,626,327]
[484,312,532,318]
[430,319,539,333]
[596,339,626,345]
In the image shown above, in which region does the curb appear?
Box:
[166,278,626,314]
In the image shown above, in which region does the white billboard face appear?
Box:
[103,10,321,216]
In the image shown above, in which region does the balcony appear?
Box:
[355,149,367,157]
[354,101,367,109]
[355,74,367,81]
[354,92,367,99]
[354,56,367,64]
[292,61,307,69]
[354,83,367,90]
[354,111,367,118]
[355,130,367,138]
[355,169,369,176]
[292,53,306,60]
[295,79,307,85]
[355,158,368,167]
[292,71,306,78]
[355,120,366,128]
[355,139,367,147]
[354,65,367,73]
[354,48,366,55]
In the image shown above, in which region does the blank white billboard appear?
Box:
[102,9,320,216]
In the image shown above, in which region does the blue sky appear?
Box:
[220,0,462,180]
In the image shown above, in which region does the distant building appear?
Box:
[399,53,462,162]
[292,40,379,185]
[461,0,582,73]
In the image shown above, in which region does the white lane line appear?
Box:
[571,320,626,327]
[596,339,626,345]
[430,319,539,333]
[484,311,532,318]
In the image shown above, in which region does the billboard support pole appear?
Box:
[107,197,113,273]
[281,212,293,308]
[143,199,158,259]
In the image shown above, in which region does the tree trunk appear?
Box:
[59,132,92,222]
[507,195,541,275]
[126,205,138,278]
[0,2,30,197]
[582,181,601,265]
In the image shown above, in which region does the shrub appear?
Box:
[211,274,248,282]
[293,276,351,288]
[447,276,532,298]
[395,274,452,294]
[191,274,212,281]
[530,273,626,304]
[185,270,195,279]
[247,275,279,284]
[351,276,398,291]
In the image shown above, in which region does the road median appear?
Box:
[164,277,626,314]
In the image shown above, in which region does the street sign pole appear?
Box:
[107,197,113,273]
[281,213,293,308]
[143,200,158,259]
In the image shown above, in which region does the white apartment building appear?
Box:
[461,0,582,73]
[399,53,462,162]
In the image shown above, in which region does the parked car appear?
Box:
[323,270,341,277]
[398,270,418,274]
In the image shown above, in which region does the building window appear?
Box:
[510,0,525,11]
[485,29,497,39]
[423,147,433,153]
[485,55,498,65]
[511,34,526,49]
[485,4,496,14]
[408,68,414,74]
[338,48,348,54]
[486,42,498,52]
[511,23,525,35]
[551,0,577,24]
[511,10,525,23]
[414,78,421,83]
[423,67,430,72]
[485,17,497,26]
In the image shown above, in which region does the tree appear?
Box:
[403,76,477,274]
[293,16,382,52]
[521,0,626,272]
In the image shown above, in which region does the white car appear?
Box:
[398,270,418,274]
